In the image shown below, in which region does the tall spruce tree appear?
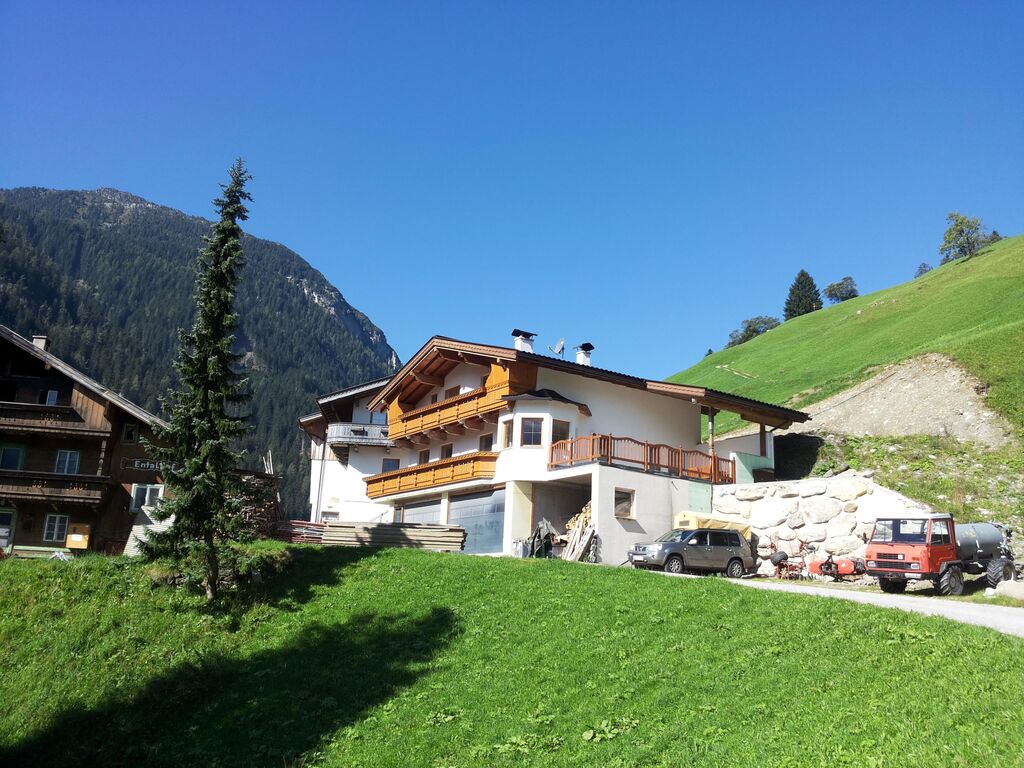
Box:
[783,269,822,320]
[144,160,253,601]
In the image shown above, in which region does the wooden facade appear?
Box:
[0,327,166,556]
[387,361,536,441]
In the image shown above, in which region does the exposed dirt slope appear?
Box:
[782,354,1015,448]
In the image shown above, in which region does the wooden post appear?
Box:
[643,441,649,472]
[708,409,717,483]
[759,423,767,457]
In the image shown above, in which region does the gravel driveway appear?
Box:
[734,578,1024,639]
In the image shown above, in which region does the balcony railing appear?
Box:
[365,451,499,499]
[0,401,109,436]
[326,422,392,447]
[389,385,508,440]
[549,435,736,484]
[0,469,111,504]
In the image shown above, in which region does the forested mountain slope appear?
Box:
[0,187,398,514]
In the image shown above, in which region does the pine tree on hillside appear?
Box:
[144,160,253,601]
[783,270,822,320]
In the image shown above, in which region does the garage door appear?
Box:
[448,489,505,555]
[400,499,442,524]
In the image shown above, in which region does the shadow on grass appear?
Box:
[3,547,461,767]
[206,545,382,622]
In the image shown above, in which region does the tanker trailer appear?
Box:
[865,513,1014,596]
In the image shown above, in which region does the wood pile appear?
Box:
[272,520,325,544]
[561,502,596,561]
[322,521,467,552]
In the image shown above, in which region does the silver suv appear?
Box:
[628,528,753,578]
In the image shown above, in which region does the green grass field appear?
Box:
[671,235,1024,436]
[2,546,1023,767]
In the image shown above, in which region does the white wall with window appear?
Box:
[307,438,396,523]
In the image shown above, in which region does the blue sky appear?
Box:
[2,2,1021,378]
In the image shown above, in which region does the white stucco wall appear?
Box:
[590,466,709,564]
[308,437,395,523]
[535,369,702,447]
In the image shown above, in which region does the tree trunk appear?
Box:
[204,534,219,602]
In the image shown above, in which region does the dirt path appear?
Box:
[736,578,1024,639]
[781,354,1015,448]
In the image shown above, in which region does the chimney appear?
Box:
[575,342,594,366]
[511,328,536,353]
[32,335,50,352]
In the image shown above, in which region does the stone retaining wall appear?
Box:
[711,472,932,575]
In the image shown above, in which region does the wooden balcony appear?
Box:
[0,470,111,504]
[549,435,736,484]
[0,401,110,437]
[365,451,499,499]
[388,386,507,441]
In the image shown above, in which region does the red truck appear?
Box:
[865,512,1015,596]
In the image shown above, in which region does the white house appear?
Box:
[301,331,809,561]
[299,377,396,523]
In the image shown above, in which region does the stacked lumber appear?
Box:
[322,521,467,552]
[272,520,325,544]
[562,502,596,562]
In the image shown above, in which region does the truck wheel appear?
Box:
[769,551,789,566]
[938,565,964,596]
[987,558,1014,588]
[878,577,906,594]
[725,558,744,579]
[664,555,684,574]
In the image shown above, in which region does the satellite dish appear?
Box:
[548,338,565,357]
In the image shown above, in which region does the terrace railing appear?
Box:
[549,434,736,484]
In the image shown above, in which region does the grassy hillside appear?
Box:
[2,546,1023,767]
[672,235,1024,437]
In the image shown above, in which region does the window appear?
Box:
[551,419,571,444]
[429,394,438,405]
[131,484,164,513]
[445,386,460,400]
[0,445,24,470]
[479,433,494,452]
[501,421,514,449]
[710,531,736,547]
[930,519,952,546]
[418,449,430,464]
[440,443,454,459]
[614,488,635,518]
[39,389,59,405]
[871,519,927,544]
[122,423,138,443]
[43,513,69,543]
[687,531,709,547]
[381,457,400,473]
[54,450,80,475]
[520,418,543,447]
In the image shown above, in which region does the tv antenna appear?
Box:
[548,338,565,358]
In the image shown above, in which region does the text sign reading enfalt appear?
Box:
[121,457,161,472]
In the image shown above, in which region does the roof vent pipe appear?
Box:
[511,328,536,353]
[32,335,50,352]
[575,342,594,366]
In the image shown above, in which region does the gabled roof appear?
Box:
[367,335,810,428]
[0,325,167,428]
[316,376,392,407]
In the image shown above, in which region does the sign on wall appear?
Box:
[120,457,161,472]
